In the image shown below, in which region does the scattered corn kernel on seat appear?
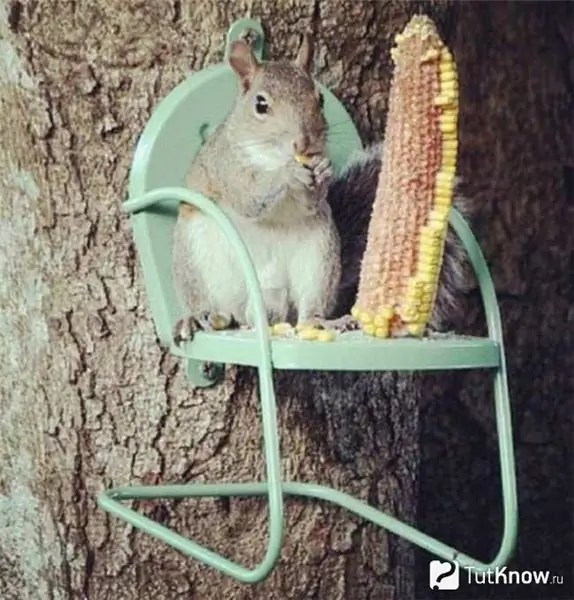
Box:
[351,15,459,338]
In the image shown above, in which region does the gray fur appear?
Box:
[171,39,341,342]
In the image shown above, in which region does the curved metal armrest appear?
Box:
[124,186,284,583]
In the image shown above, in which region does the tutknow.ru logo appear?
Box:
[429,560,460,590]
[429,560,564,590]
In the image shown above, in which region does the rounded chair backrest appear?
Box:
[127,61,363,346]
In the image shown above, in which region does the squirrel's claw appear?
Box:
[309,156,333,190]
[173,311,236,346]
[173,316,200,346]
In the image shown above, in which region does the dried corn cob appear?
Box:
[351,15,459,338]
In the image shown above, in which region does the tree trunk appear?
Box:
[415,2,574,599]
[3,1,571,599]
[0,1,452,599]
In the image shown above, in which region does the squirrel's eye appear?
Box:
[254,94,269,115]
[318,92,324,110]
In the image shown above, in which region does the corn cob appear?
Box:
[351,15,459,338]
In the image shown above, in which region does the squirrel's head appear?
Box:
[227,33,328,170]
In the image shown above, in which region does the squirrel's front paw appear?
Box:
[309,155,333,191]
[291,161,314,189]
[291,155,333,191]
[173,311,236,346]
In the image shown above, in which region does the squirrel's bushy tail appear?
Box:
[327,144,472,330]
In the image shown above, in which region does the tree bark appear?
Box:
[0,1,452,599]
[3,1,571,600]
[415,2,574,599]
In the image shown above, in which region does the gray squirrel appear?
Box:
[172,33,468,345]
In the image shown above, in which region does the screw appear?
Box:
[240,28,259,48]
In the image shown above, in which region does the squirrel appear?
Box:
[172,33,342,343]
[172,32,469,347]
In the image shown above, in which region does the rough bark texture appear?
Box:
[415,2,574,599]
[0,2,572,600]
[0,1,447,599]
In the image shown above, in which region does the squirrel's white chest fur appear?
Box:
[174,209,333,325]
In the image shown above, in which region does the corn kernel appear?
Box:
[379,307,395,319]
[441,166,457,178]
[298,328,319,341]
[436,170,456,186]
[435,195,452,207]
[406,323,426,336]
[431,205,450,218]
[420,230,442,244]
[374,314,390,327]
[440,71,457,84]
[418,311,432,323]
[418,272,438,285]
[363,323,375,336]
[360,311,373,324]
[272,322,293,336]
[440,113,457,125]
[375,327,390,338]
[440,85,459,99]
[428,210,448,225]
[417,259,440,274]
[421,48,440,63]
[404,296,423,308]
[417,256,440,270]
[316,329,336,342]
[399,308,419,323]
[434,95,456,107]
[441,133,458,143]
[439,120,457,134]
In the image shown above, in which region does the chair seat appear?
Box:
[172,330,501,371]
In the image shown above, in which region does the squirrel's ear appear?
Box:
[294,31,314,74]
[229,40,260,91]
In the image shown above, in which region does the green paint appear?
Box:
[98,18,518,584]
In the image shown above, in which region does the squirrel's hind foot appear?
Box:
[298,314,359,333]
[173,311,237,346]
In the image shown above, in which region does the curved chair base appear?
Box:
[98,445,515,583]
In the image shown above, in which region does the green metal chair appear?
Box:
[98,18,518,583]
